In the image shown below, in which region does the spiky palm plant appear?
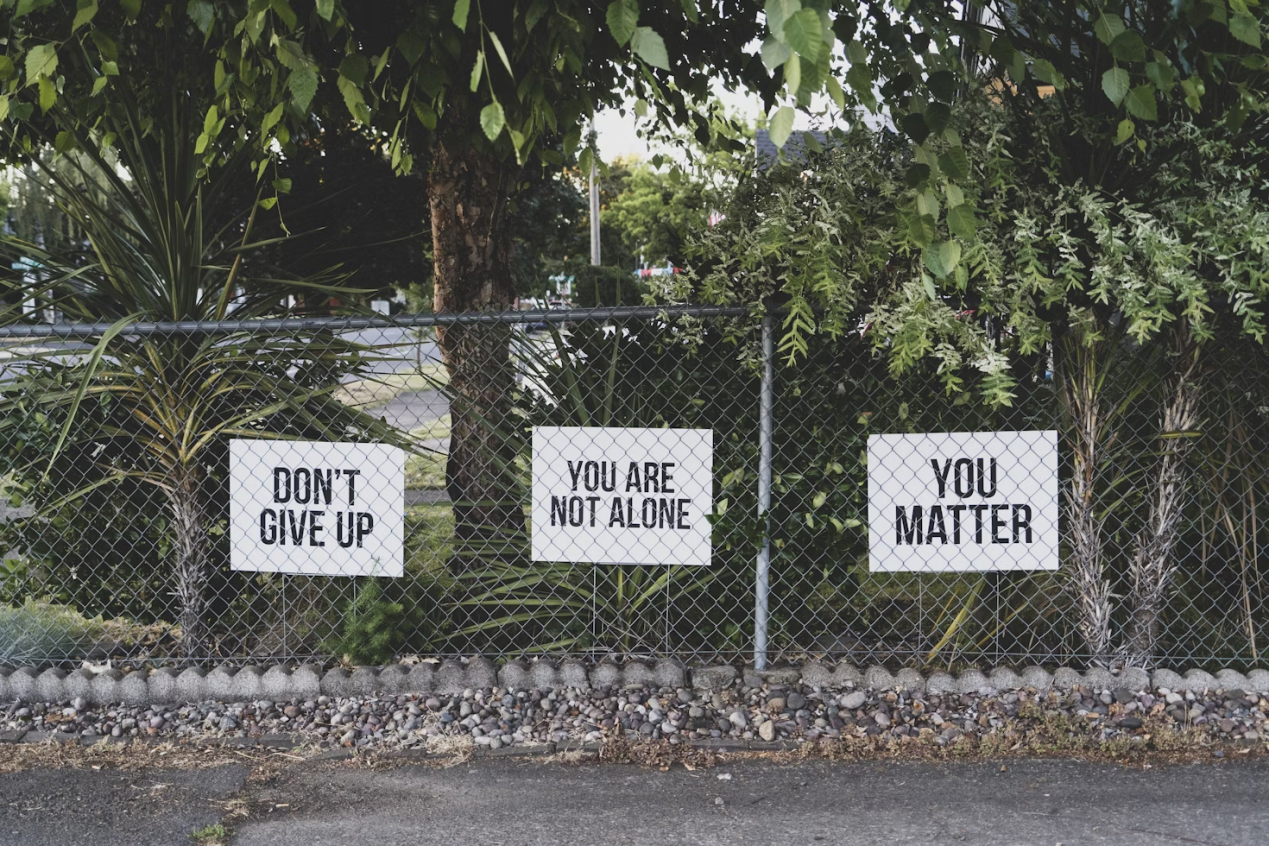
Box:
[0,93,412,661]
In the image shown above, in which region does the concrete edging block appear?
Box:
[798,661,833,689]
[498,661,530,691]
[1215,669,1251,692]
[559,659,589,688]
[588,661,620,690]
[653,659,686,690]
[619,661,654,691]
[118,671,150,706]
[895,668,925,694]
[528,660,559,690]
[148,668,180,704]
[91,670,123,704]
[926,672,957,695]
[432,661,467,695]
[377,665,411,696]
[1020,667,1053,690]
[7,667,39,702]
[260,667,294,701]
[63,669,96,704]
[175,668,208,702]
[863,666,896,691]
[466,658,497,690]
[689,666,736,691]
[955,669,989,694]
[829,664,862,687]
[401,664,434,695]
[35,668,66,703]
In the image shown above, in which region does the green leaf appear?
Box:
[73,0,98,31]
[261,102,284,134]
[900,112,929,143]
[924,240,961,279]
[938,146,971,180]
[783,8,823,61]
[904,163,931,187]
[288,65,319,111]
[825,73,845,109]
[765,0,800,36]
[1181,77,1204,111]
[768,105,794,147]
[0,96,9,121]
[101,60,118,75]
[203,104,219,134]
[25,44,58,85]
[91,75,108,95]
[1109,30,1146,62]
[258,196,278,210]
[338,55,368,87]
[37,76,55,113]
[846,39,867,65]
[54,130,75,152]
[908,214,935,247]
[272,177,292,194]
[631,27,669,69]
[480,101,505,140]
[0,57,13,81]
[1102,66,1129,106]
[1095,13,1126,45]
[927,69,957,101]
[782,51,800,93]
[1231,14,1262,48]
[452,0,470,30]
[633,98,647,118]
[470,52,485,92]
[606,0,639,46]
[1125,83,1157,120]
[120,0,140,19]
[680,0,697,22]
[1145,60,1176,93]
[947,204,978,239]
[316,0,334,20]
[761,36,793,71]
[1031,57,1066,90]
[1115,117,1135,144]
[271,0,297,29]
[922,273,938,301]
[846,64,875,110]
[488,31,513,75]
[186,0,213,34]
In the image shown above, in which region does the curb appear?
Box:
[1,660,1266,707]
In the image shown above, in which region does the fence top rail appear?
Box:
[0,304,753,338]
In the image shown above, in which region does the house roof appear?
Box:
[754,128,831,170]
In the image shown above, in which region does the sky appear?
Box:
[592,83,843,162]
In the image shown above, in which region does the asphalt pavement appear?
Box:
[227,757,1269,846]
[3,756,1267,845]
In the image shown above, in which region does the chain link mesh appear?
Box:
[0,307,1264,671]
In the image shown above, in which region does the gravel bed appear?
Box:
[4,679,1266,754]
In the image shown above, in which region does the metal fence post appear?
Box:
[754,315,774,671]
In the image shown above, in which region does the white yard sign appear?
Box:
[532,426,713,566]
[868,431,1059,573]
[229,440,404,577]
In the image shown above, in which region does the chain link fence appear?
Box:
[0,306,1265,671]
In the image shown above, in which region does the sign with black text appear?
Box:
[868,431,1059,573]
[531,426,713,566]
[229,440,404,577]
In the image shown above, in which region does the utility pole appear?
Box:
[589,154,601,267]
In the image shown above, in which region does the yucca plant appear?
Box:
[0,92,414,661]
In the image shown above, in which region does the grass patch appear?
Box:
[405,415,452,490]
[189,823,227,842]
[335,365,448,410]
[405,504,456,576]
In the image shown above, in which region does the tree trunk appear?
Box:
[169,467,211,662]
[429,123,525,569]
[1055,331,1115,665]
[1122,323,1202,667]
